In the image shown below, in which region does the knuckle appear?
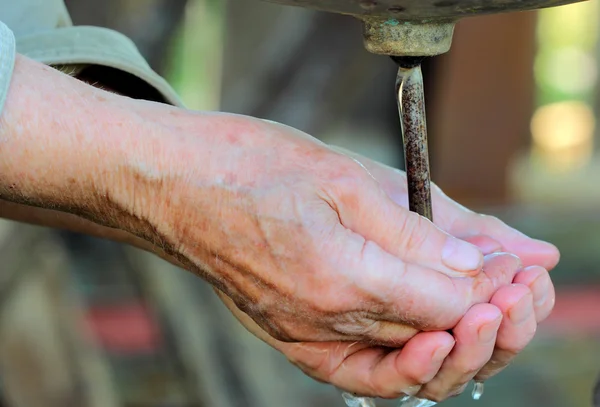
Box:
[324,158,369,192]
[407,373,432,387]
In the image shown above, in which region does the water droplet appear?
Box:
[398,395,437,407]
[472,382,485,401]
[342,393,377,407]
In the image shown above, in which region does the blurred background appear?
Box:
[0,0,599,406]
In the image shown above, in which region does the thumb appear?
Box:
[335,178,483,277]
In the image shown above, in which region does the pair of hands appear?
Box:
[214,145,557,402]
[114,108,557,402]
[0,57,557,405]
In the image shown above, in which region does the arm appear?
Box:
[0,55,132,222]
[0,54,186,265]
[2,53,556,403]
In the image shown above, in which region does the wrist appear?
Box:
[0,55,140,227]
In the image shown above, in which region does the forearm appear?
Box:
[0,54,146,228]
[0,52,159,251]
[0,54,213,269]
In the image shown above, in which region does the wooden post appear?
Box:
[427,12,537,208]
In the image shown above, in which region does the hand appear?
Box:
[217,257,554,401]
[327,147,558,400]
[214,253,528,399]
[110,110,554,400]
[209,145,557,401]
[117,110,527,346]
[414,264,555,401]
[0,56,555,401]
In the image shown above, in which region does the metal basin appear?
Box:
[261,0,588,21]
[260,0,589,55]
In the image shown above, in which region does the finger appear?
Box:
[329,149,560,272]
[336,235,521,331]
[328,331,456,398]
[513,266,556,323]
[332,174,483,277]
[417,304,502,402]
[452,214,560,271]
[474,252,523,293]
[475,284,537,381]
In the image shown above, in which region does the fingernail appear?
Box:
[432,341,455,363]
[442,238,483,273]
[478,317,502,342]
[532,274,550,306]
[509,294,534,324]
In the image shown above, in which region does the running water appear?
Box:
[342,381,484,407]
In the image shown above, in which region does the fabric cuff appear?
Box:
[0,20,16,119]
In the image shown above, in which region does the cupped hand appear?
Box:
[119,107,557,401]
[415,265,555,401]
[216,253,536,399]
[216,255,555,401]
[126,111,522,346]
[328,146,557,401]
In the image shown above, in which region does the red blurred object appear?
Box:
[83,302,162,353]
[542,287,600,335]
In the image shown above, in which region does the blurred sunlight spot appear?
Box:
[530,101,595,172]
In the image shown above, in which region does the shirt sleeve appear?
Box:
[0,20,15,118]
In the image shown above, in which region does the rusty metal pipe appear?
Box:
[393,56,433,221]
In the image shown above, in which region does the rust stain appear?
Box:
[393,57,433,221]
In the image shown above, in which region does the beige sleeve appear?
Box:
[0,20,16,119]
[16,26,184,108]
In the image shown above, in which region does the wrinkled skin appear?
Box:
[112,108,558,402]
[0,57,558,404]
[212,147,558,401]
